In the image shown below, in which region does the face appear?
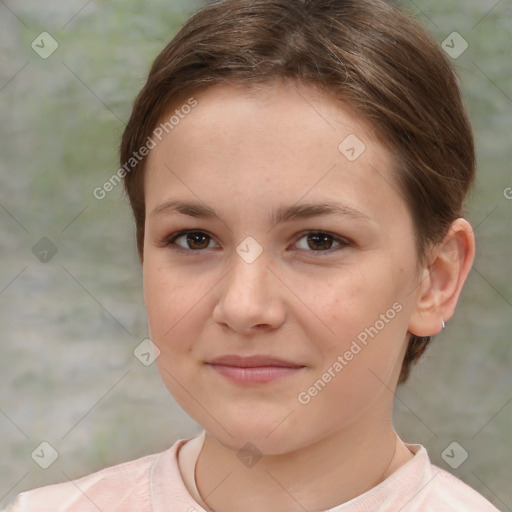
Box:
[143,80,422,454]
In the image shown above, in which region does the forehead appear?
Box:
[143,80,406,227]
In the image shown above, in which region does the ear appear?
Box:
[408,218,475,336]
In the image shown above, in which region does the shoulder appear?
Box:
[397,444,500,512]
[423,463,501,512]
[376,443,501,512]
[2,449,170,512]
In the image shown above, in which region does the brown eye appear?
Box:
[171,231,216,250]
[307,233,334,251]
[294,231,348,253]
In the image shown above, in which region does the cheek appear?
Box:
[143,259,198,346]
[307,264,409,373]
[143,262,169,337]
[143,261,201,395]
[308,270,388,339]
[297,296,407,430]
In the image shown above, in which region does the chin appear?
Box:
[207,403,328,456]
[210,424,302,456]
[185,401,302,454]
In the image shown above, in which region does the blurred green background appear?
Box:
[0,0,510,509]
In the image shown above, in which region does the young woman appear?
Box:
[4,0,500,510]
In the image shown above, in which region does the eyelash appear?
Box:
[160,230,351,256]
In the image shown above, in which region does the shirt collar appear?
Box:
[150,434,437,512]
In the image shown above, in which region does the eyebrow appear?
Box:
[150,199,373,226]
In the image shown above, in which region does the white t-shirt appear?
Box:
[2,431,500,511]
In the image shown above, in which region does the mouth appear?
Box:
[206,355,306,385]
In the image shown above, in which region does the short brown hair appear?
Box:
[120,0,475,383]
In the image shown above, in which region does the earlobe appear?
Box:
[408,218,475,337]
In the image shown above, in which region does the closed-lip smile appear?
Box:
[206,355,306,384]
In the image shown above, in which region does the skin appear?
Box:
[142,80,475,512]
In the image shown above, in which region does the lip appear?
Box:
[207,355,306,384]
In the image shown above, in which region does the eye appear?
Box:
[161,229,350,255]
[166,230,218,251]
[293,231,349,253]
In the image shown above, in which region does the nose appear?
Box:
[212,254,286,334]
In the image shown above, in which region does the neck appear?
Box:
[194,408,413,512]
